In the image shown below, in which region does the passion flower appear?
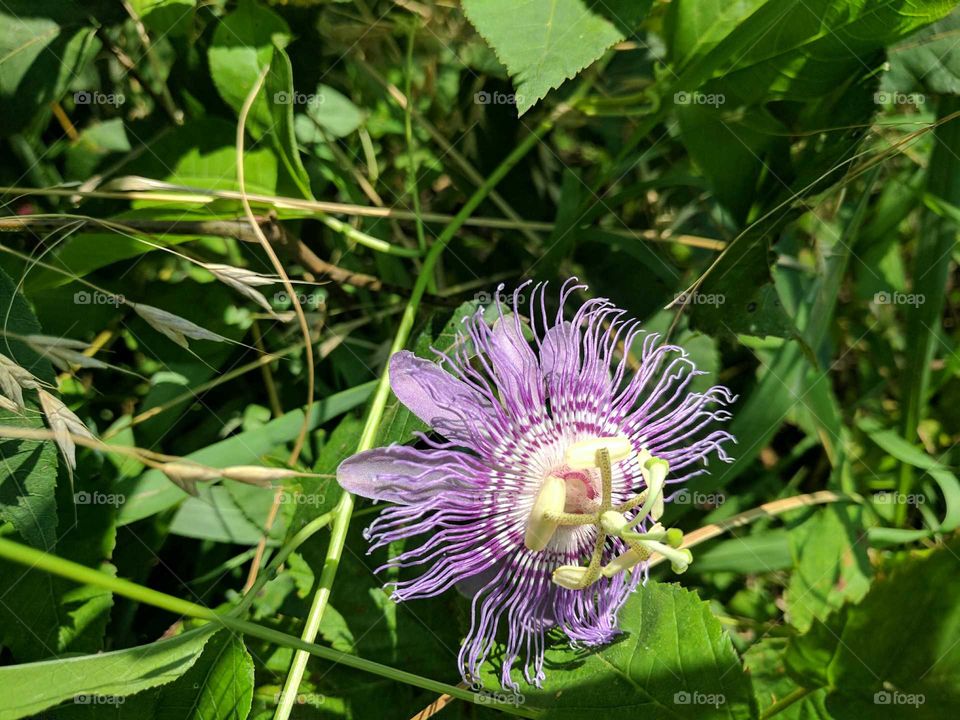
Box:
[338,280,735,688]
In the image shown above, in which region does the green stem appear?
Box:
[319,212,423,258]
[0,536,538,719]
[759,686,813,719]
[274,100,578,719]
[896,96,960,526]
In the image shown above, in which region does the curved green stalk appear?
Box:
[0,536,538,718]
[274,98,585,719]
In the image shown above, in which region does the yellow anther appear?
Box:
[524,475,567,551]
[601,545,651,577]
[564,436,633,469]
[552,565,591,590]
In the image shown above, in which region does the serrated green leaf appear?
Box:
[461,0,652,114]
[154,632,255,720]
[786,505,871,632]
[886,6,960,95]
[492,582,757,719]
[786,538,960,717]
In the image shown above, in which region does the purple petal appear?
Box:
[389,351,496,444]
[337,445,482,503]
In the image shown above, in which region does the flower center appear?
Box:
[553,466,600,514]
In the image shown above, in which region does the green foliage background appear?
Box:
[0,0,959,718]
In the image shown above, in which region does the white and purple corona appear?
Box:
[338,281,736,689]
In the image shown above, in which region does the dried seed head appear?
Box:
[132,303,227,349]
[203,263,278,314]
[25,335,109,371]
[0,353,39,408]
[0,395,21,414]
[38,388,95,472]
[160,462,223,496]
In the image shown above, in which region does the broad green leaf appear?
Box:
[691,236,796,339]
[168,483,285,546]
[0,460,117,662]
[786,506,871,632]
[0,267,58,549]
[493,582,757,719]
[116,381,376,524]
[703,0,955,104]
[0,626,218,720]
[461,0,653,115]
[0,1,104,134]
[264,45,313,198]
[208,0,310,197]
[786,538,960,717]
[693,530,792,574]
[129,0,196,38]
[303,84,366,138]
[153,632,254,720]
[665,0,766,71]
[208,0,290,124]
[743,639,830,719]
[884,8,960,95]
[676,106,788,224]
